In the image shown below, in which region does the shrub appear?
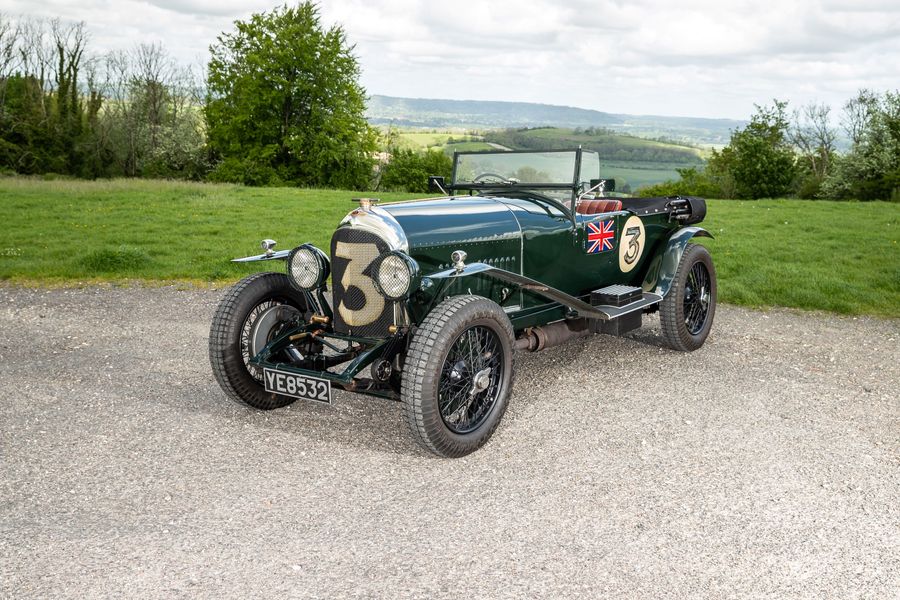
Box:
[639,166,723,198]
[378,148,452,193]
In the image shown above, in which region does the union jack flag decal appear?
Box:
[586,219,616,253]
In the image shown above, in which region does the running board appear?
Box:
[428,262,662,321]
[591,292,662,320]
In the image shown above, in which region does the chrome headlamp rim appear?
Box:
[372,251,420,301]
[286,244,330,292]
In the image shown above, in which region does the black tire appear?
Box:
[209,272,308,409]
[402,295,515,458]
[660,243,717,351]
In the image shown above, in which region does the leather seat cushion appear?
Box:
[576,199,623,215]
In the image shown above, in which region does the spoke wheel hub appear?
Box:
[470,367,493,396]
[438,326,504,434]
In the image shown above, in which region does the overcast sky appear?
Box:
[5,0,900,119]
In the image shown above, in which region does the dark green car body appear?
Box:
[232,149,711,401]
[378,194,696,330]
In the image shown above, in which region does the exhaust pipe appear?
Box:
[515,318,591,352]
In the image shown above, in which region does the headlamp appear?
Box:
[373,251,419,300]
[286,244,329,291]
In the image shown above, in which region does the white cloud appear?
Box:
[3,0,899,119]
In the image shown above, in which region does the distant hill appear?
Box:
[367,95,745,146]
[482,127,704,165]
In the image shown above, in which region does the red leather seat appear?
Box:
[576,199,622,215]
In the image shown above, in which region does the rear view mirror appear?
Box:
[428,176,447,194]
[590,178,616,193]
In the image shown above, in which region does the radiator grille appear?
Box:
[330,227,394,337]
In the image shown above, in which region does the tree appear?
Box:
[841,89,878,146]
[0,12,18,110]
[637,101,796,199]
[102,43,207,178]
[789,103,836,198]
[823,90,900,201]
[205,2,376,188]
[0,16,97,176]
[789,103,836,180]
[708,101,797,199]
[377,148,452,193]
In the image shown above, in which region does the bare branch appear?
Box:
[842,89,878,146]
[0,12,20,77]
[790,102,836,179]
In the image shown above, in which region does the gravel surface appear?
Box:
[1,285,898,599]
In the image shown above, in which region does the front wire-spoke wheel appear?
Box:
[403,296,515,458]
[660,243,717,351]
[438,325,504,434]
[239,299,288,383]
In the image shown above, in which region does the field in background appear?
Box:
[393,127,706,191]
[367,95,744,145]
[393,130,494,155]
[483,127,704,192]
[1,178,897,317]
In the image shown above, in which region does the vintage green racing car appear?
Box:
[209,149,716,457]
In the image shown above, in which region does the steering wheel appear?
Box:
[472,172,513,184]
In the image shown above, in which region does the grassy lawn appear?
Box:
[0,178,419,284]
[1,178,897,317]
[700,199,898,317]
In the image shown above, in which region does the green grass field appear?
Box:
[699,200,898,317]
[394,131,484,152]
[1,178,897,317]
[444,141,495,153]
[516,127,704,158]
[0,178,419,284]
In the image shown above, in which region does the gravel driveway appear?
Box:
[1,286,898,599]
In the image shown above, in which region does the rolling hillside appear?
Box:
[367,95,744,146]
[483,127,704,164]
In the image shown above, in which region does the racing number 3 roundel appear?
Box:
[618,215,645,273]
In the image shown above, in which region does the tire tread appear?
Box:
[401,295,515,458]
[659,243,716,352]
[209,272,306,409]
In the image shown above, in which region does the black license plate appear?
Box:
[263,368,332,404]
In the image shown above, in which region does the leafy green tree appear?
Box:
[205,3,376,188]
[0,18,100,176]
[378,148,452,193]
[714,101,797,199]
[822,90,900,201]
[641,102,796,199]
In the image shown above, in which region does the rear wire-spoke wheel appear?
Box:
[209,272,308,410]
[403,296,515,458]
[660,243,717,351]
[684,261,712,335]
